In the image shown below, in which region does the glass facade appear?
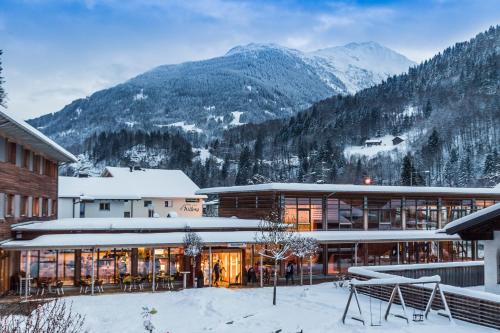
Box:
[367,198,402,230]
[405,199,439,230]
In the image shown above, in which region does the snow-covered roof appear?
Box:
[197,183,500,196]
[59,177,142,199]
[12,217,261,231]
[365,139,382,144]
[2,230,459,250]
[60,167,206,199]
[444,202,500,234]
[0,109,76,162]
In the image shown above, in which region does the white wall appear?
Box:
[58,198,129,218]
[132,198,203,218]
[484,230,500,294]
[58,198,76,218]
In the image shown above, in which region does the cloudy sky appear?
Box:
[0,0,498,119]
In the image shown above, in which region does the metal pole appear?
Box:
[91,248,95,295]
[25,251,30,301]
[208,246,212,287]
[260,254,263,287]
[152,248,156,292]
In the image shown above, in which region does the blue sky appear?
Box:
[0,0,498,119]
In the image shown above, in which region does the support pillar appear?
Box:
[402,198,407,230]
[363,196,368,231]
[260,254,263,287]
[309,255,313,286]
[354,243,358,266]
[91,248,95,295]
[208,246,212,287]
[397,242,400,265]
[152,248,156,292]
[24,250,30,301]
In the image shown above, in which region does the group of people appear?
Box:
[245,261,296,285]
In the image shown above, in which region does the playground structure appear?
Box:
[342,275,453,326]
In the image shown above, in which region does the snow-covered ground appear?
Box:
[64,283,492,333]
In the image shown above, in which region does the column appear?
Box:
[260,254,263,287]
[208,246,212,287]
[363,196,368,231]
[397,242,400,265]
[402,197,407,230]
[152,248,156,292]
[354,243,358,266]
[91,248,95,295]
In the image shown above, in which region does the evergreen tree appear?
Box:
[235,146,252,185]
[423,100,432,118]
[220,155,230,182]
[444,148,459,186]
[400,154,413,186]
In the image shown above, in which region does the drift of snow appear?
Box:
[62,283,492,333]
[230,111,245,125]
[156,121,204,133]
[133,89,147,101]
[344,134,408,159]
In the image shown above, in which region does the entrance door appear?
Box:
[205,250,242,287]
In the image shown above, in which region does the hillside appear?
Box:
[29,42,414,149]
[209,26,500,187]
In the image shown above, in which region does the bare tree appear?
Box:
[290,235,319,286]
[183,230,204,288]
[254,210,295,305]
[0,299,86,333]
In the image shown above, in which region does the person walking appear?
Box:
[213,261,220,287]
[285,261,294,285]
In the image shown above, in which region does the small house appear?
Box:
[365,139,382,147]
[392,136,405,145]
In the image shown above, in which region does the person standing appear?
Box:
[285,261,294,285]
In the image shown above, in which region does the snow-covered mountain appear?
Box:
[29,42,414,148]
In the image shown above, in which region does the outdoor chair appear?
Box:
[95,280,104,293]
[79,279,90,294]
[53,280,64,295]
[35,278,48,296]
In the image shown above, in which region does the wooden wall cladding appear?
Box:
[0,161,57,239]
[219,192,278,219]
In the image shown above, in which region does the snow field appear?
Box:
[64,282,493,333]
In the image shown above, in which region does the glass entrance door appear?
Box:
[203,250,242,287]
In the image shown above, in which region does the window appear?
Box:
[22,149,30,168]
[33,154,40,173]
[124,212,131,218]
[5,194,14,216]
[32,197,40,216]
[51,199,57,216]
[99,202,110,211]
[144,200,152,208]
[185,198,200,203]
[20,196,28,216]
[7,141,16,164]
[42,197,49,217]
[164,200,173,207]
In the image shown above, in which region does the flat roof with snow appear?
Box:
[2,229,459,250]
[197,183,500,196]
[60,166,206,199]
[12,217,261,231]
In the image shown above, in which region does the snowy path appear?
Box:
[67,283,493,333]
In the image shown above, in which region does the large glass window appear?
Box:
[38,250,57,280]
[327,198,363,230]
[405,199,438,229]
[57,250,75,285]
[327,244,355,274]
[367,198,402,230]
[284,197,323,231]
[440,199,475,226]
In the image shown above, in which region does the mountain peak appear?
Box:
[225,43,298,57]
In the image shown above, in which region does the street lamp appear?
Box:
[363,176,373,185]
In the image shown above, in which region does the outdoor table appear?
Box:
[179,271,190,289]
